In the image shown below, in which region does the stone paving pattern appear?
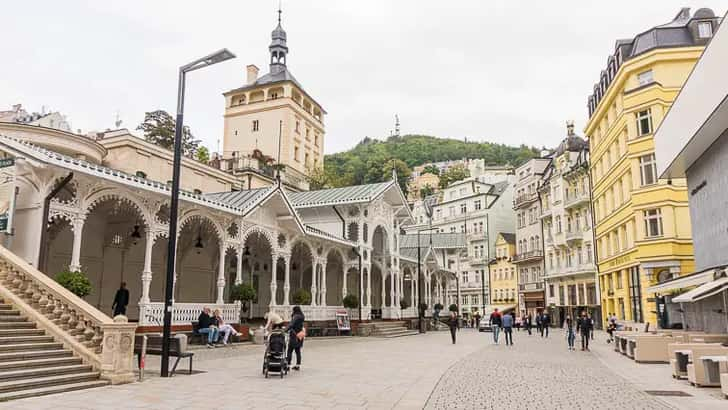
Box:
[4,329,726,409]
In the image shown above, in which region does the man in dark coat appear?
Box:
[112,282,129,316]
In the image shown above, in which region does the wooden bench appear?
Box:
[135,334,194,376]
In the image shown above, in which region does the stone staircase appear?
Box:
[0,299,108,401]
[371,321,419,338]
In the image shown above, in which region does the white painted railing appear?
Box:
[265,305,344,322]
[138,302,241,326]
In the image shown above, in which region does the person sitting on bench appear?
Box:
[198,307,219,348]
[214,308,240,345]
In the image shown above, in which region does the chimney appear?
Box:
[246,65,259,85]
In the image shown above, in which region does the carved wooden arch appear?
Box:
[178,211,225,246]
[289,236,316,261]
[240,225,276,254]
[82,188,152,226]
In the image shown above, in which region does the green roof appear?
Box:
[205,188,272,213]
[288,182,392,208]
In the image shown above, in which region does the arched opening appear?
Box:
[46,195,150,320]
[290,240,314,306]
[175,216,223,304]
[241,230,274,318]
[325,249,346,306]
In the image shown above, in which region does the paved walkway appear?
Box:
[4,329,727,409]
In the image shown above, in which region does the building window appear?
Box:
[135,171,147,178]
[639,154,657,186]
[193,188,202,195]
[636,109,652,136]
[643,208,663,237]
[252,120,260,132]
[314,134,319,147]
[295,121,300,133]
[305,128,310,140]
[294,146,300,162]
[698,21,713,38]
[637,70,653,86]
[304,153,310,167]
[474,200,481,210]
[460,203,467,214]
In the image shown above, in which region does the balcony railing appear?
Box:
[512,250,543,264]
[565,230,583,243]
[564,191,590,209]
[513,192,538,209]
[519,282,544,291]
[540,208,552,219]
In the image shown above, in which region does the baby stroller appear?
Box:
[263,328,288,378]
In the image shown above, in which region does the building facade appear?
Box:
[221,14,324,190]
[584,8,719,327]
[513,157,550,317]
[488,233,518,314]
[540,123,599,326]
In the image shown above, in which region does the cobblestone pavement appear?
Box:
[5,329,725,409]
[425,330,673,410]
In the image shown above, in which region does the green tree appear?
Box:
[230,282,256,322]
[195,146,210,163]
[137,110,200,157]
[438,164,470,189]
[382,159,412,196]
[306,166,330,190]
[422,164,440,175]
[420,184,435,199]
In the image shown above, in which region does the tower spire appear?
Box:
[278,0,282,24]
[269,2,288,74]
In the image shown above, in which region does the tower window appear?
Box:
[252,120,259,132]
[314,134,319,147]
[636,109,652,136]
[305,128,310,140]
[295,121,300,133]
[305,153,310,166]
[698,22,713,38]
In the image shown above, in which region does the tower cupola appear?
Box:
[269,7,288,75]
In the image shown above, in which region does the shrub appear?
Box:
[230,282,256,314]
[55,270,92,298]
[448,304,458,312]
[292,288,312,305]
[343,294,359,309]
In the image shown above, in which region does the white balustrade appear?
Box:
[138,302,241,326]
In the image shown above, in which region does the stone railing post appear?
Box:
[99,316,137,384]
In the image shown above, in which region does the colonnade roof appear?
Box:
[287,182,392,208]
[399,233,466,249]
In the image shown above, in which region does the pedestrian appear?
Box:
[489,308,502,344]
[542,312,551,338]
[589,313,595,340]
[475,312,481,329]
[286,306,305,371]
[111,282,129,317]
[536,312,543,336]
[577,311,592,351]
[525,314,533,335]
[564,315,575,351]
[502,312,514,345]
[448,310,458,344]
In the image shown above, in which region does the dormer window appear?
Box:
[698,21,713,38]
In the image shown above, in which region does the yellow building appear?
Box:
[585,8,719,327]
[488,233,518,315]
[407,172,440,204]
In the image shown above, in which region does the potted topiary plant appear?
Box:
[343,294,358,318]
[292,288,312,305]
[399,297,410,310]
[230,282,256,323]
[55,270,92,298]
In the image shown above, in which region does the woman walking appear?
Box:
[286,306,305,370]
[564,315,575,351]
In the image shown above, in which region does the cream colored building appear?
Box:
[488,232,518,314]
[221,16,324,191]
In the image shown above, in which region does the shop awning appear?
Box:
[672,277,728,303]
[646,268,719,294]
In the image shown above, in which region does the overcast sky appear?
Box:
[3,1,725,155]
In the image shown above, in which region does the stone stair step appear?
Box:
[0,304,13,310]
[0,328,44,336]
[375,329,419,338]
[0,371,102,394]
[0,364,93,382]
[0,316,28,323]
[0,322,37,329]
[0,349,72,363]
[0,335,55,345]
[0,379,108,402]
[0,311,20,316]
[0,357,82,372]
[0,342,63,353]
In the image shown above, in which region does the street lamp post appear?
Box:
[416,227,434,333]
[161,49,235,378]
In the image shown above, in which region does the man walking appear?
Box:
[525,314,532,335]
[111,282,129,317]
[541,312,551,338]
[577,311,593,351]
[489,308,502,344]
[475,312,481,329]
[502,312,514,346]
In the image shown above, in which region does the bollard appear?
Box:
[139,335,148,382]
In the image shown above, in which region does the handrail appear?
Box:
[0,245,136,384]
